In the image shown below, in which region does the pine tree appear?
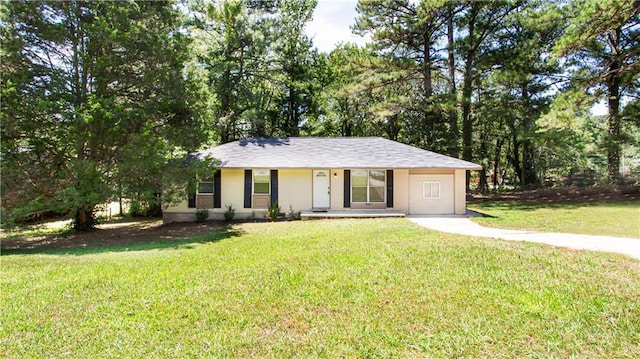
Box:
[1,1,211,230]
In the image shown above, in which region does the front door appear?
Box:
[313,170,331,209]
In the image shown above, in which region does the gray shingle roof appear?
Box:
[197,137,482,170]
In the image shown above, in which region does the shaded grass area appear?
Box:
[2,219,639,357]
[469,200,640,238]
[0,218,236,255]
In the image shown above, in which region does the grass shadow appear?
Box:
[1,221,243,256]
[468,199,611,212]
[468,209,497,218]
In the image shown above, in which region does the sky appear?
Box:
[305,0,370,53]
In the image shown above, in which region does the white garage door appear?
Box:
[409,174,455,214]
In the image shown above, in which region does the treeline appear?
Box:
[1,0,639,229]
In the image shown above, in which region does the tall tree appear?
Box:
[475,0,563,188]
[272,0,320,137]
[353,0,451,152]
[310,44,377,137]
[446,2,461,157]
[1,0,211,230]
[456,0,523,179]
[554,0,640,181]
[195,0,274,143]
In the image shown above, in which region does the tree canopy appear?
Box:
[1,0,638,229]
[1,0,215,229]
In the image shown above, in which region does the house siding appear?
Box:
[393,169,410,213]
[278,169,313,213]
[163,167,470,223]
[405,168,468,215]
[454,169,466,215]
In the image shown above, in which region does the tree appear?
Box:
[353,0,452,152]
[456,0,523,181]
[554,0,640,181]
[271,0,321,137]
[194,0,275,143]
[1,1,212,230]
[309,44,377,137]
[193,0,321,140]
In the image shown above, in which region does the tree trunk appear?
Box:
[447,4,459,158]
[461,5,478,189]
[606,27,622,182]
[219,65,232,143]
[74,206,96,231]
[493,138,503,191]
[511,131,522,187]
[423,27,433,147]
[385,114,400,141]
[521,84,538,187]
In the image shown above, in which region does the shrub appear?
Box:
[129,200,143,217]
[287,205,301,221]
[267,201,280,221]
[195,208,209,223]
[224,204,235,222]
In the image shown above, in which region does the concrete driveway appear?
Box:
[408,213,640,260]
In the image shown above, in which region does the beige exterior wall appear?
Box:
[393,169,410,213]
[278,169,313,213]
[164,168,314,222]
[408,169,455,175]
[407,169,457,215]
[408,174,455,214]
[163,167,471,222]
[330,169,344,210]
[163,190,191,214]
[221,169,248,214]
[162,169,251,222]
[454,169,466,215]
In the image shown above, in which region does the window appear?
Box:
[196,177,214,208]
[253,170,270,195]
[423,181,440,199]
[197,179,214,194]
[352,169,385,203]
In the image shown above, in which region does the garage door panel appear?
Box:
[409,175,454,214]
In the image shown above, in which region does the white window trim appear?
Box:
[423,181,440,199]
[197,178,214,195]
[351,169,386,203]
[253,169,271,195]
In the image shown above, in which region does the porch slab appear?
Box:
[300,210,406,220]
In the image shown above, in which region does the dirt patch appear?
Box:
[469,185,640,204]
[1,218,233,253]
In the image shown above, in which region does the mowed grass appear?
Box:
[469,200,640,238]
[2,219,639,358]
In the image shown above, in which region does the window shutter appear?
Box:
[343,169,351,208]
[244,170,252,208]
[214,170,222,209]
[188,192,196,208]
[270,170,278,205]
[386,169,394,208]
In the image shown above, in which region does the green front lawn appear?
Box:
[2,219,639,357]
[469,200,640,238]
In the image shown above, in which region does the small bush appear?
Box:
[129,200,143,217]
[224,204,235,222]
[195,208,209,223]
[267,201,280,221]
[287,205,301,221]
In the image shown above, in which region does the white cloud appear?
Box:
[306,0,370,53]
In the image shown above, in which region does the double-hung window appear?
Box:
[196,178,214,208]
[253,170,270,195]
[352,169,385,203]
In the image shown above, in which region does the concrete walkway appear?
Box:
[408,213,640,260]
